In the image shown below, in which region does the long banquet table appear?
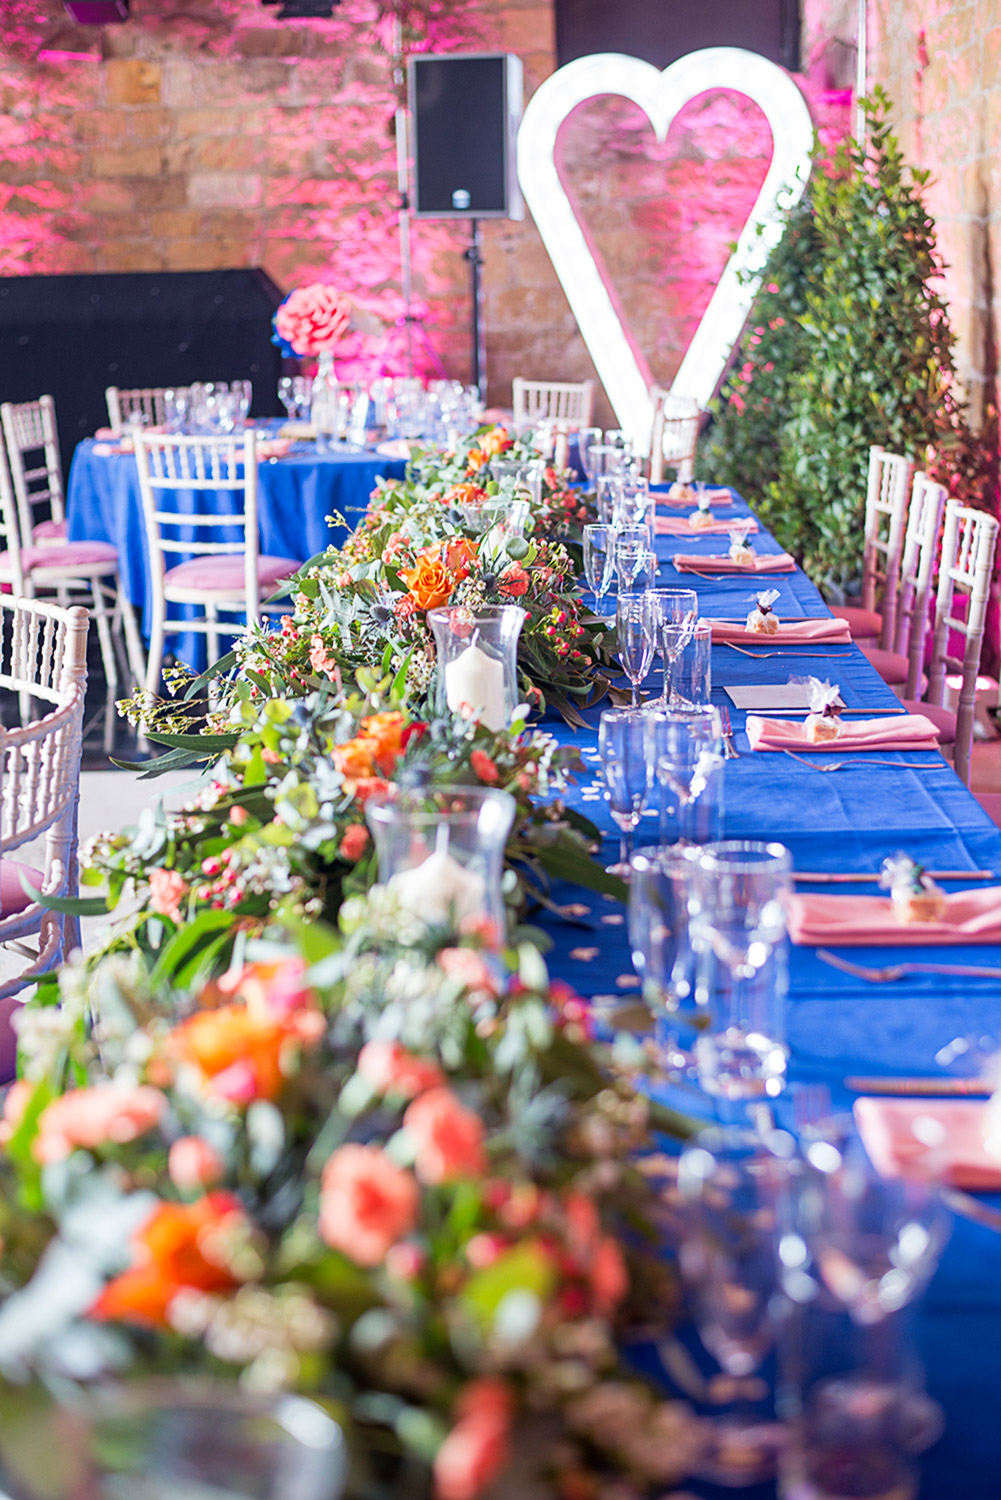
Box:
[540,487,1001,1500]
[66,434,408,667]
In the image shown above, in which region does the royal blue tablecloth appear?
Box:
[66,435,407,669]
[538,488,1001,1500]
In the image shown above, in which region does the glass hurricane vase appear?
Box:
[365,785,515,939]
[428,605,526,733]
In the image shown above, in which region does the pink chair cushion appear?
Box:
[32,519,68,543]
[974,792,1001,826]
[898,698,957,743]
[164,554,300,594]
[832,604,882,639]
[861,645,910,685]
[0,541,118,573]
[0,860,43,918]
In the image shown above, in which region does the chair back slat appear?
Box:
[648,388,700,484]
[893,471,947,698]
[860,445,912,647]
[106,385,189,432]
[927,500,1000,786]
[0,395,66,542]
[511,378,595,428]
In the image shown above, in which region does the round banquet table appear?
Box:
[533,487,1001,1500]
[66,434,407,670]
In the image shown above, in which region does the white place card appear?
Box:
[725,683,846,712]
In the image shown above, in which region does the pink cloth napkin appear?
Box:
[655,515,759,537]
[661,486,732,509]
[854,1097,1001,1189]
[709,617,852,644]
[786,884,1001,946]
[256,438,292,460]
[673,552,797,574]
[746,713,940,753]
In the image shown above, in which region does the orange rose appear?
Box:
[333,735,379,785]
[443,482,489,509]
[464,447,486,474]
[359,711,408,775]
[444,536,478,582]
[91,1193,246,1328]
[399,550,454,610]
[482,427,512,456]
[171,972,322,1105]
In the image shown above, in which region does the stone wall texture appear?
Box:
[0,0,853,426]
[869,0,1001,439]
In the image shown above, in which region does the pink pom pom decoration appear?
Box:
[274,283,351,357]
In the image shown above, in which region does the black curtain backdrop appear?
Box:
[556,0,800,73]
[0,268,285,478]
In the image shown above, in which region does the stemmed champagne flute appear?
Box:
[292,375,313,420]
[648,587,698,705]
[615,592,656,706]
[690,839,792,1100]
[278,377,297,421]
[598,707,650,877]
[596,473,624,524]
[629,844,702,1073]
[583,523,617,621]
[614,531,654,592]
[646,706,725,844]
[678,1126,790,1485]
[577,425,602,485]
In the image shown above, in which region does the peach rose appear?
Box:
[275,283,351,357]
[359,711,408,776]
[351,776,393,807]
[437,948,497,996]
[434,1380,512,1500]
[339,824,370,861]
[0,1079,32,1144]
[469,750,499,785]
[309,634,341,683]
[168,1135,225,1193]
[403,1087,487,1185]
[34,1083,165,1165]
[482,427,512,457]
[333,736,379,786]
[149,867,188,924]
[591,1235,629,1315]
[319,1143,419,1267]
[358,1039,443,1100]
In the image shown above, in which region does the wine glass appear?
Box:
[690,839,792,1100]
[596,472,624,524]
[613,475,652,531]
[292,375,313,419]
[647,587,698,705]
[0,1379,348,1500]
[616,591,656,706]
[629,843,703,1072]
[678,1126,790,1486]
[646,706,724,845]
[598,706,650,877]
[583,523,617,620]
[589,444,629,483]
[578,425,603,485]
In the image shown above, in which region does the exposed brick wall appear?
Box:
[869,0,1001,440]
[2,0,843,422]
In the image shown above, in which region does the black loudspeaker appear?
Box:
[0,268,285,480]
[556,0,800,73]
[409,53,524,220]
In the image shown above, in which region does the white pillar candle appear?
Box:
[388,848,486,924]
[444,641,507,732]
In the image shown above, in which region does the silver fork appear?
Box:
[782,750,947,772]
[720,643,853,659]
[817,949,1001,982]
[720,704,739,759]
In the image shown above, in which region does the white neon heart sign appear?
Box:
[517,49,813,451]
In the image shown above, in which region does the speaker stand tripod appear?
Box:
[463,219,486,399]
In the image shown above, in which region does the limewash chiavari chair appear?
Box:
[0,394,68,544]
[910,501,1000,788]
[832,445,913,648]
[0,426,145,730]
[860,470,947,694]
[0,596,88,997]
[106,385,188,433]
[511,378,595,428]
[133,430,299,696]
[648,388,700,485]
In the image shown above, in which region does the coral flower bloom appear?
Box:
[319,1143,419,1267]
[91,1193,245,1328]
[398,550,454,611]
